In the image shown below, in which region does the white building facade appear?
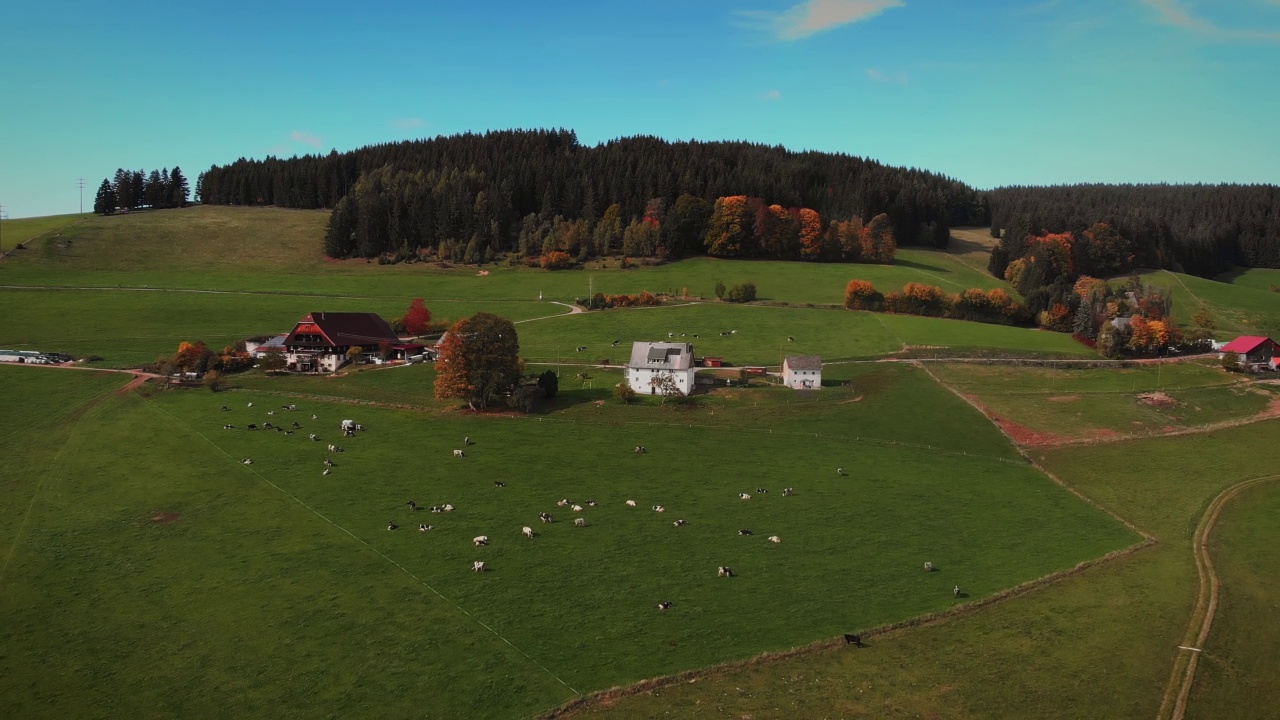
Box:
[626,342,696,397]
[782,355,822,390]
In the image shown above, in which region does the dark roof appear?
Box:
[785,355,822,371]
[628,342,694,370]
[1220,336,1275,354]
[286,312,399,348]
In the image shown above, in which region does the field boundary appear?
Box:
[539,538,1156,719]
[135,393,583,700]
[1158,473,1280,720]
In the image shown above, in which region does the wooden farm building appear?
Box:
[284,312,399,373]
[1219,336,1278,369]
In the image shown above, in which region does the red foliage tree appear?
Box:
[403,298,432,336]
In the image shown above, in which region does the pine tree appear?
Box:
[169,166,189,207]
[93,179,117,215]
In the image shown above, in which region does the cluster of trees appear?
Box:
[145,340,253,388]
[433,311,562,412]
[577,290,661,310]
[1069,276,1207,357]
[193,129,984,260]
[714,279,758,303]
[845,280,1028,326]
[93,167,190,215]
[988,223,1135,319]
[988,184,1280,276]
[700,196,899,263]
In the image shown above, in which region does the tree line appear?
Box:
[94,167,190,215]
[987,183,1280,276]
[193,129,985,260]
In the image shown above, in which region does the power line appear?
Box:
[78,178,85,214]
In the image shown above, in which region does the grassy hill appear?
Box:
[0,212,87,252]
[1137,269,1280,339]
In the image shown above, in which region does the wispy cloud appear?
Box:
[1141,0,1280,41]
[865,68,909,85]
[289,130,324,149]
[741,0,905,41]
[390,118,424,130]
[763,88,783,101]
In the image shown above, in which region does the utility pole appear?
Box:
[0,201,5,253]
[78,178,85,214]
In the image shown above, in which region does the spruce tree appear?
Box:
[169,167,189,207]
[93,179,117,215]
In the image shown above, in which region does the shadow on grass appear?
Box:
[892,258,956,275]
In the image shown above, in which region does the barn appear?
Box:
[782,355,822,390]
[1219,336,1279,369]
[284,312,400,373]
[626,342,695,396]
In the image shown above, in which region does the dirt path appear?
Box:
[1157,474,1280,720]
[514,301,584,324]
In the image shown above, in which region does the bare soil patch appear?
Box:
[1138,392,1179,408]
[1046,395,1078,403]
[150,512,180,524]
[991,416,1072,446]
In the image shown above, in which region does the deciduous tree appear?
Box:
[403,298,432,335]
[433,313,521,410]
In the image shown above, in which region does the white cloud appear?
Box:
[743,0,905,41]
[764,88,783,100]
[289,130,324,149]
[1141,0,1280,41]
[865,68,909,85]
[390,118,425,130]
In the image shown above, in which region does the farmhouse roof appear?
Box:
[628,342,693,370]
[286,312,399,348]
[784,355,822,371]
[1220,336,1275,354]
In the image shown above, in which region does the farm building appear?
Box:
[782,355,822,389]
[246,334,288,358]
[284,312,400,373]
[626,342,695,396]
[1219,336,1278,368]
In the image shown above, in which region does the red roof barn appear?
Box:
[284,312,399,373]
[1219,336,1278,366]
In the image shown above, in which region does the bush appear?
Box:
[844,280,884,311]
[725,281,757,303]
[540,251,575,270]
[615,383,637,404]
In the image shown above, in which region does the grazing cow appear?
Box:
[717,566,734,578]
[387,521,398,531]
[285,430,294,435]
[267,410,275,416]
[611,340,620,346]
[576,346,587,352]
[242,458,253,465]
[522,526,534,539]
[419,524,432,532]
[429,506,443,513]
[324,459,333,467]
[464,436,471,446]
[453,449,465,458]
[247,402,254,408]
[247,424,258,430]
[844,634,863,647]
[327,444,336,451]
[263,422,274,429]
[473,535,489,546]
[657,601,673,610]
[739,493,752,501]
[308,433,317,441]
[322,468,331,476]
[574,518,586,527]
[220,405,230,411]
[924,561,934,572]
[756,487,768,494]
[494,481,506,488]
[443,504,454,512]
[571,505,583,512]
[274,427,283,433]
[406,500,417,510]
[787,336,795,342]
[354,424,363,431]
[692,334,699,339]
[586,500,597,507]
[768,535,781,543]
[557,499,570,507]
[288,405,297,410]
[223,424,235,430]
[625,500,637,507]
[782,487,794,496]
[953,585,962,597]
[539,513,553,523]
[673,519,687,527]
[311,414,318,420]
[653,505,665,513]
[837,467,848,476]
[738,529,753,536]
[292,422,301,429]
[334,446,344,453]
[472,561,486,572]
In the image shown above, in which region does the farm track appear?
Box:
[1158,473,1280,720]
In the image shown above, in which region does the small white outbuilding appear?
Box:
[782,355,822,390]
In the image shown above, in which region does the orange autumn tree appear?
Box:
[433,313,522,410]
[403,298,432,335]
[704,195,753,257]
[860,213,896,263]
[844,279,884,310]
[797,208,824,260]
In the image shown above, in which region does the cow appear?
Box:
[717,566,734,578]
[756,487,768,494]
[586,500,597,507]
[261,421,273,428]
[787,336,795,342]
[442,504,454,512]
[738,529,753,536]
[453,449,465,458]
[575,346,587,352]
[954,585,962,597]
[324,459,334,467]
[247,402,254,408]
[837,467,848,476]
[572,504,584,512]
[473,536,489,546]
[220,405,230,411]
[768,535,781,543]
[924,561,934,572]
[844,634,863,647]
[574,518,586,527]
[625,500,637,507]
[308,433,317,441]
[739,493,752,501]
[539,513,553,523]
[387,521,398,531]
[242,458,253,465]
[322,468,330,476]
[406,500,416,510]
[472,561,486,572]
[657,601,673,610]
[653,505,665,513]
[311,414,318,420]
[223,424,235,430]
[327,444,336,452]
[673,519,688,527]
[419,524,432,532]
[522,526,534,539]
[464,436,471,446]
[292,422,301,429]
[557,499,570,507]
[782,487,794,496]
[494,481,506,488]
[247,424,258,430]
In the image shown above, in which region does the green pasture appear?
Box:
[928,361,1276,441]
[1187,481,1280,717]
[0,362,1135,717]
[1135,270,1280,339]
[1216,266,1280,294]
[0,205,1007,305]
[567,418,1280,719]
[0,213,86,252]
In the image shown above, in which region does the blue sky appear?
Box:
[2,0,1279,218]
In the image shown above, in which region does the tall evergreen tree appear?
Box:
[93,179,117,215]
[169,166,190,207]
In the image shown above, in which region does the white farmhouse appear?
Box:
[782,355,822,390]
[626,342,695,397]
